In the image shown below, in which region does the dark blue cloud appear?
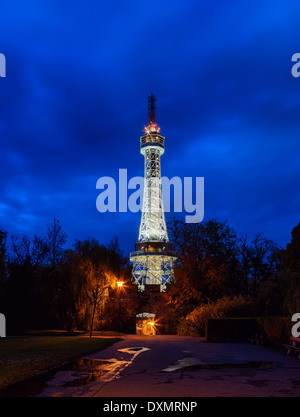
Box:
[0,0,300,254]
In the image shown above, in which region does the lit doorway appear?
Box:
[136,312,156,335]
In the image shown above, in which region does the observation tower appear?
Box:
[130,94,176,292]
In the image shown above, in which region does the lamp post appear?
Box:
[116,281,124,333]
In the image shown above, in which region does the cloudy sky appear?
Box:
[0,0,300,255]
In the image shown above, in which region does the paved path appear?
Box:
[38,335,300,397]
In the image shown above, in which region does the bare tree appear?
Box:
[10,234,48,267]
[45,218,67,268]
[237,233,279,298]
[237,234,252,296]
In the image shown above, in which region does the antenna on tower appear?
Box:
[148,93,157,125]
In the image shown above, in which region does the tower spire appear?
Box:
[148,93,157,125]
[145,93,160,133]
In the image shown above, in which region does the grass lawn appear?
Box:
[0,336,121,389]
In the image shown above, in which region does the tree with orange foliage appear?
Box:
[73,238,121,337]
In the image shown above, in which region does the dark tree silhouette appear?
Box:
[237,233,280,298]
[166,218,240,316]
[45,218,67,268]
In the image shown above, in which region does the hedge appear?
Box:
[205,316,292,347]
[205,318,260,342]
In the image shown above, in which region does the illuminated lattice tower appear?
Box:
[130,94,177,292]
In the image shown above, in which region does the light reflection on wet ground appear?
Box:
[62,347,150,387]
[38,346,150,396]
[0,346,151,397]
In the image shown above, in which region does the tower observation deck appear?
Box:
[130,94,177,292]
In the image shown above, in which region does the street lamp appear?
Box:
[117,281,124,333]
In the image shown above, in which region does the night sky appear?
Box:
[1,0,300,255]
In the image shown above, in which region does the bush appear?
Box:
[258,316,291,347]
[176,295,256,337]
[176,317,201,337]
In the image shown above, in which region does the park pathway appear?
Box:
[37,335,300,397]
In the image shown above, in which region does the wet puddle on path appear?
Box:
[54,347,150,388]
[61,358,113,387]
[0,347,150,397]
[162,357,277,372]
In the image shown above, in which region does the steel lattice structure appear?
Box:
[130,95,176,292]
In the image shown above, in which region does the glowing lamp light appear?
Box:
[144,122,160,134]
[117,281,124,288]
